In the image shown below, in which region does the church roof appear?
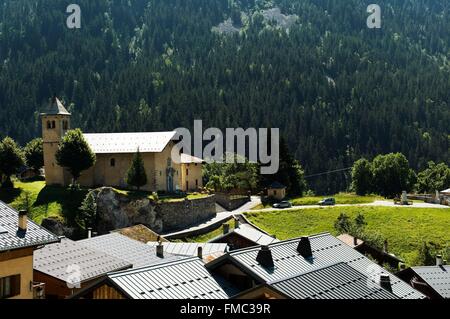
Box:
[41,96,71,115]
[83,132,177,154]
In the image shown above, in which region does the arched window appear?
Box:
[47,121,51,129]
[167,158,172,167]
[110,158,116,167]
[63,120,69,130]
[51,121,56,129]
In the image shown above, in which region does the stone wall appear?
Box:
[215,192,251,211]
[93,188,216,234]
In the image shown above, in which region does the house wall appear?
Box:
[0,248,34,299]
[181,163,203,191]
[267,188,286,200]
[33,271,100,299]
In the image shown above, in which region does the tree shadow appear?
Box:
[34,185,88,226]
[0,187,21,204]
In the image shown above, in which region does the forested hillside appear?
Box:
[0,0,449,193]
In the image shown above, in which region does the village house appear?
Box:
[71,232,425,300]
[0,201,59,299]
[41,97,203,192]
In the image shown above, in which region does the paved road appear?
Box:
[251,200,450,213]
[163,196,262,238]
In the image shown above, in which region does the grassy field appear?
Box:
[175,220,235,243]
[245,206,450,266]
[0,181,88,224]
[252,193,382,210]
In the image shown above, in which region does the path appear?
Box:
[251,200,449,213]
[163,196,262,239]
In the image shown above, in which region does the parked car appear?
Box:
[273,201,292,209]
[318,198,336,206]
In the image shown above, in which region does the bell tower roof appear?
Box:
[41,96,71,116]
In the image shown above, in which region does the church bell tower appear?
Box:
[40,96,71,186]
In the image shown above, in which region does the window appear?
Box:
[186,181,189,191]
[196,179,198,188]
[47,121,51,129]
[51,121,56,129]
[274,190,277,196]
[0,275,21,299]
[186,169,189,176]
[63,120,69,130]
[110,158,116,167]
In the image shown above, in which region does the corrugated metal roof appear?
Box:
[83,132,176,154]
[78,233,184,269]
[147,242,228,257]
[215,233,424,299]
[270,262,398,299]
[411,266,450,298]
[34,238,132,283]
[233,224,280,246]
[0,201,60,252]
[108,257,237,299]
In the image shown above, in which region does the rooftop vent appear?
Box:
[198,246,203,259]
[379,274,392,293]
[297,237,312,259]
[156,242,164,258]
[436,255,443,267]
[256,246,274,268]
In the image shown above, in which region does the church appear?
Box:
[41,97,203,192]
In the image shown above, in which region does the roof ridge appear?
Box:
[108,256,200,278]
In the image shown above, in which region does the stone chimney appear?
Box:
[198,246,203,259]
[18,210,28,231]
[223,223,230,235]
[436,255,443,266]
[156,242,164,258]
[379,274,392,293]
[256,246,274,268]
[353,236,358,246]
[297,237,313,259]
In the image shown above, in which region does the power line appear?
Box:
[304,167,352,179]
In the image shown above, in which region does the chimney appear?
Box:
[383,240,389,254]
[87,228,92,239]
[436,255,443,266]
[223,223,230,235]
[198,246,203,259]
[256,246,274,268]
[234,218,240,229]
[156,242,164,258]
[353,236,358,246]
[379,274,392,293]
[18,210,28,231]
[297,237,313,259]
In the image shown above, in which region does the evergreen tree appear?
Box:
[55,129,96,186]
[0,137,25,188]
[351,158,373,196]
[79,191,97,229]
[126,149,147,191]
[24,138,44,173]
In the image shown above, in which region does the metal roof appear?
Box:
[78,233,184,269]
[83,131,176,154]
[213,224,280,246]
[207,233,425,299]
[41,97,71,115]
[108,257,238,299]
[411,266,450,298]
[270,262,399,299]
[147,242,228,257]
[0,201,60,252]
[34,238,132,283]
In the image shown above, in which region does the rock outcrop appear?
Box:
[93,187,216,234]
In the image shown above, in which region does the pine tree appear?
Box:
[126,149,147,191]
[79,191,97,229]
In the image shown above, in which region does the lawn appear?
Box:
[252,193,381,209]
[245,206,450,266]
[175,220,235,243]
[0,180,88,225]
